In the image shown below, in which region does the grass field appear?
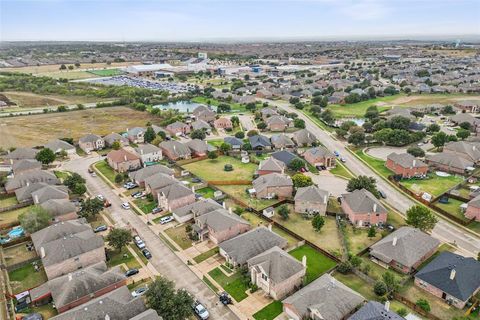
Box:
[88,69,124,77]
[0,107,155,148]
[253,301,283,320]
[0,194,18,208]
[0,205,33,226]
[329,162,354,179]
[8,262,48,293]
[400,174,464,197]
[164,224,192,250]
[289,245,337,284]
[354,149,393,179]
[95,161,117,184]
[106,247,141,270]
[182,156,257,182]
[343,223,382,255]
[133,198,157,214]
[217,184,280,210]
[1,91,100,110]
[327,97,393,117]
[208,267,249,302]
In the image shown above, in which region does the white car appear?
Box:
[121,203,130,210]
[96,195,104,201]
[193,301,209,320]
[160,216,174,224]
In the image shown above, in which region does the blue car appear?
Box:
[334,151,340,157]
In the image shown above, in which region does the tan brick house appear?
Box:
[303,146,336,168]
[294,186,329,216]
[252,173,293,199]
[106,148,142,173]
[193,208,251,244]
[341,189,387,227]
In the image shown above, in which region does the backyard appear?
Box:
[0,205,33,227]
[3,242,38,268]
[208,267,249,302]
[288,244,337,284]
[195,187,216,199]
[182,156,257,182]
[0,194,18,208]
[342,222,382,255]
[8,262,48,294]
[434,197,470,223]
[164,224,193,250]
[400,174,464,197]
[217,184,280,210]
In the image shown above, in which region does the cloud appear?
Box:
[336,0,390,20]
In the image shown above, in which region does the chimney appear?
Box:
[34,194,39,204]
[450,268,456,280]
[268,224,272,231]
[191,186,195,193]
[140,149,144,155]
[323,195,328,204]
[392,237,397,246]
[40,247,45,258]
[384,301,390,311]
[413,159,416,167]
[474,146,476,151]
[302,255,307,267]
[9,159,13,165]
[124,154,127,161]
[229,207,232,214]
[222,202,226,209]
[373,203,377,212]
[68,273,73,281]
[105,315,110,320]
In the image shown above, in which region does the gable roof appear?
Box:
[426,152,474,170]
[31,185,69,204]
[157,182,193,201]
[191,119,211,131]
[196,208,250,233]
[103,132,129,145]
[6,170,59,191]
[107,149,140,163]
[283,273,364,320]
[4,147,39,160]
[12,159,42,174]
[387,152,427,168]
[40,199,77,217]
[271,150,298,166]
[44,139,75,152]
[270,134,295,148]
[258,157,285,172]
[416,252,480,301]
[252,173,293,194]
[173,198,223,219]
[370,227,440,268]
[444,141,480,162]
[219,227,287,265]
[79,134,102,144]
[293,129,317,145]
[224,136,244,147]
[295,186,329,203]
[304,146,334,159]
[135,143,161,155]
[159,141,191,158]
[186,139,210,153]
[349,301,404,320]
[15,182,50,202]
[249,135,272,148]
[342,189,387,214]
[144,172,177,191]
[128,165,174,182]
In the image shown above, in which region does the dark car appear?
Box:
[93,225,108,233]
[378,190,387,199]
[191,178,202,183]
[22,314,43,320]
[125,268,139,277]
[151,207,162,214]
[142,249,152,259]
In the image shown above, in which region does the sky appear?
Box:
[0,0,479,41]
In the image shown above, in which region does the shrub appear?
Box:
[416,299,431,312]
[337,261,352,274]
[374,281,387,296]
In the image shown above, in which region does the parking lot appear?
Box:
[85,76,197,93]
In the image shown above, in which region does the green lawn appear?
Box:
[217,184,280,210]
[359,255,409,283]
[0,205,33,226]
[164,224,193,250]
[434,198,470,222]
[329,163,354,179]
[183,156,257,182]
[355,149,393,179]
[133,198,157,215]
[288,245,337,284]
[253,301,283,320]
[333,271,377,300]
[106,247,141,270]
[158,233,178,252]
[8,262,48,294]
[88,68,124,76]
[203,275,219,292]
[53,170,71,181]
[400,173,464,197]
[207,139,224,148]
[94,161,117,184]
[196,187,216,199]
[131,245,149,265]
[343,224,382,255]
[208,267,249,302]
[193,247,219,264]
[326,95,398,118]
[0,194,18,208]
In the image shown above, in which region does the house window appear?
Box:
[74,257,80,262]
[261,273,268,281]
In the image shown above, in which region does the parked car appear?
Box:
[103,200,112,208]
[22,313,43,320]
[91,172,97,177]
[151,207,162,214]
[132,191,145,199]
[142,248,152,259]
[160,216,174,224]
[219,292,232,305]
[88,168,94,174]
[334,151,340,157]
[123,182,138,190]
[125,269,139,277]
[136,239,146,249]
[191,178,202,183]
[121,203,130,210]
[340,157,346,163]
[93,225,108,233]
[96,194,104,201]
[192,300,209,320]
[131,287,148,298]
[378,190,387,199]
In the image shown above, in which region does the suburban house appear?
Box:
[159,141,192,160]
[193,208,251,244]
[12,159,42,175]
[341,189,388,227]
[415,251,480,309]
[455,101,480,113]
[135,144,162,165]
[425,152,474,174]
[249,135,272,150]
[40,199,78,222]
[294,186,330,216]
[49,286,160,320]
[103,132,129,147]
[214,117,233,130]
[247,246,306,300]
[144,172,177,194]
[44,139,76,155]
[15,182,53,203]
[219,226,288,267]
[156,182,196,211]
[386,152,428,178]
[257,157,286,175]
[128,164,174,187]
[303,146,336,168]
[465,194,480,221]
[292,129,317,147]
[172,198,223,223]
[186,139,211,157]
[224,136,244,150]
[443,141,480,163]
[260,107,279,120]
[193,105,216,122]
[270,134,295,149]
[349,301,404,320]
[126,127,145,144]
[106,148,142,173]
[78,134,104,153]
[369,226,440,274]
[30,261,126,313]
[252,173,293,199]
[5,170,59,193]
[191,119,211,132]
[266,115,292,131]
[271,150,298,167]
[450,113,480,129]
[31,219,105,280]
[4,147,39,161]
[31,184,69,204]
[282,273,364,320]
[166,121,191,136]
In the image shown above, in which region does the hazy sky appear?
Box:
[1,0,479,41]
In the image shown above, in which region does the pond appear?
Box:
[153,101,215,113]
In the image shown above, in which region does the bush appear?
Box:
[416,299,431,312]
[115,173,124,184]
[374,281,387,296]
[396,308,408,317]
[224,164,233,171]
[337,261,352,274]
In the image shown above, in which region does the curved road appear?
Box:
[270,100,480,256]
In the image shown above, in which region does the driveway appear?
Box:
[61,156,239,320]
[366,147,407,160]
[239,115,256,131]
[306,172,348,197]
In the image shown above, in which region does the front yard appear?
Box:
[354,149,393,179]
[182,156,257,182]
[164,224,193,250]
[106,247,141,270]
[400,174,464,197]
[133,198,157,215]
[208,267,249,302]
[253,300,283,320]
[329,163,354,179]
[8,262,48,293]
[94,161,117,185]
[288,245,337,284]
[216,184,280,210]
[193,247,219,264]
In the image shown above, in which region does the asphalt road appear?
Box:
[269,100,480,256]
[61,156,239,320]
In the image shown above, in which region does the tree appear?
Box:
[441,105,455,115]
[312,215,325,232]
[79,198,104,219]
[415,299,431,312]
[405,205,437,232]
[190,129,206,140]
[337,261,352,274]
[219,143,232,153]
[231,116,240,127]
[293,118,305,129]
[72,183,87,195]
[426,123,440,133]
[64,173,86,190]
[320,109,334,124]
[368,226,376,238]
[257,122,267,130]
[112,141,121,150]
[348,131,365,146]
[278,205,290,220]
[397,308,408,317]
[382,271,399,295]
[19,206,52,234]
[144,126,156,143]
[292,173,313,188]
[146,277,194,320]
[106,228,132,252]
[115,173,124,184]
[57,105,67,112]
[459,121,472,131]
[407,146,425,158]
[247,130,258,137]
[373,281,387,296]
[235,131,245,139]
[347,176,379,198]
[350,256,361,268]
[35,148,56,165]
[431,132,448,150]
[217,103,231,113]
[457,128,470,140]
[207,151,218,160]
[288,158,305,172]
[59,64,67,70]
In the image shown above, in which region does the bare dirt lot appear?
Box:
[0,107,155,148]
[2,91,101,109]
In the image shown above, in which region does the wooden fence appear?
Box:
[430,203,474,226]
[393,293,443,320]
[206,180,252,185]
[176,156,208,166]
[0,201,31,214]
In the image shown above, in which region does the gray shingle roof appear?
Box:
[304,146,334,158]
[224,136,244,147]
[426,152,474,170]
[387,152,427,168]
[270,134,295,148]
[159,141,191,158]
[191,119,211,131]
[15,182,50,202]
[4,147,39,160]
[79,134,103,144]
[271,150,298,166]
[247,246,304,284]
[44,139,75,153]
[12,159,42,174]
[444,141,480,162]
[144,172,177,191]
[283,273,364,320]
[196,208,249,233]
[5,170,59,191]
[370,227,440,268]
[293,129,317,145]
[249,135,272,149]
[416,251,480,302]
[252,173,293,194]
[31,185,68,204]
[219,227,287,265]
[130,309,162,320]
[40,198,76,218]
[128,165,174,183]
[186,139,209,153]
[349,301,405,320]
[258,157,285,172]
[342,189,387,214]
[157,182,194,201]
[135,143,161,155]
[295,186,329,203]
[172,199,223,219]
[103,132,129,146]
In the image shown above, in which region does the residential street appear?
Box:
[61,156,239,320]
[269,100,480,257]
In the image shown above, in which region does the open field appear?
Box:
[182,156,257,182]
[0,107,155,148]
[1,91,101,110]
[88,69,125,77]
[217,184,280,210]
[400,173,464,197]
[288,244,337,284]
